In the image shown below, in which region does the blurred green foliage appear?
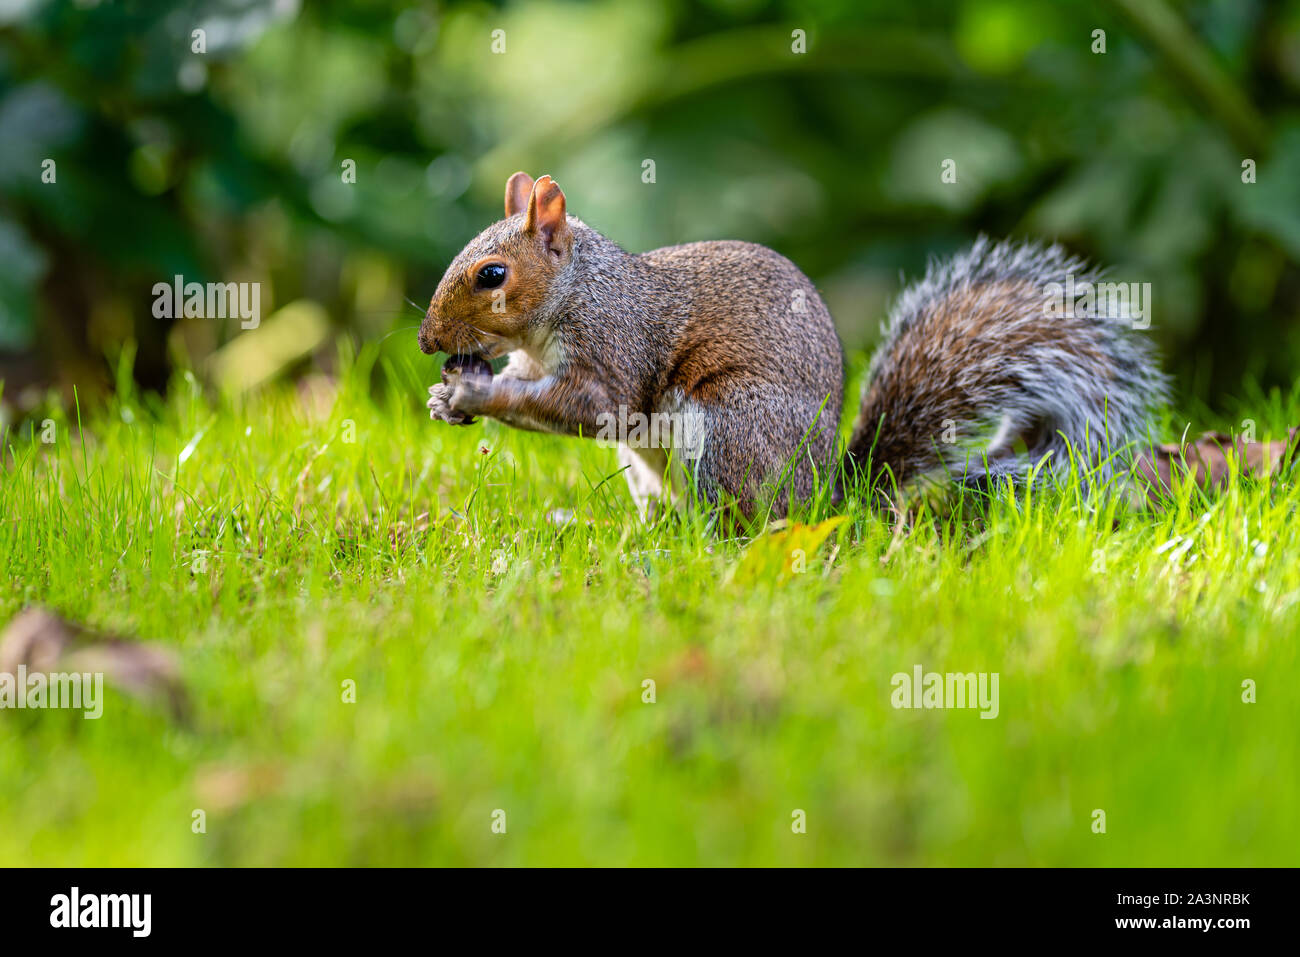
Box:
[1,0,1299,406]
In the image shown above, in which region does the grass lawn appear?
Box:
[2,342,1298,866]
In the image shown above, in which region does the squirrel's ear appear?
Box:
[504,171,534,218]
[523,175,569,257]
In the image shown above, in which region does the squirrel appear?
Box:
[421,172,1167,515]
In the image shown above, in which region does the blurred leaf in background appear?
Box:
[1,0,1299,415]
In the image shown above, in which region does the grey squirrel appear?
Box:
[421,171,1167,515]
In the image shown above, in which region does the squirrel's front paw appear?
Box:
[427,383,475,425]
[448,372,493,418]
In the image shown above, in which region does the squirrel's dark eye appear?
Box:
[475,263,507,290]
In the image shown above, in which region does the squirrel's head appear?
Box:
[419,171,573,357]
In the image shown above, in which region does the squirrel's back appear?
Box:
[846,237,1168,492]
[637,239,842,403]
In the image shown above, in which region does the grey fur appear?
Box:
[847,236,1170,492]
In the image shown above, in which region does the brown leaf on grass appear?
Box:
[1132,429,1300,504]
[667,645,713,682]
[193,761,284,813]
[0,608,72,674]
[0,607,188,719]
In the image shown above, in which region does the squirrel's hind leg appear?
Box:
[618,444,670,521]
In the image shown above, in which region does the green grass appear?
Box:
[2,342,1298,866]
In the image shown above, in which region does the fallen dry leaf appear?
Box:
[0,607,188,719]
[1132,429,1300,505]
[193,761,284,813]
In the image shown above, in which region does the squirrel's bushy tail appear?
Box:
[845,237,1168,493]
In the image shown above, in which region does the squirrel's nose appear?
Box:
[418,327,438,355]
